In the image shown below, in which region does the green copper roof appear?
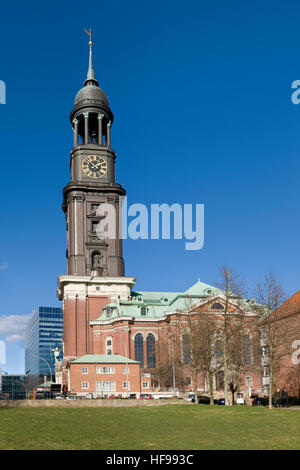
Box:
[71,354,140,364]
[94,280,223,322]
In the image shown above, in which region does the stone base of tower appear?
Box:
[56,275,136,388]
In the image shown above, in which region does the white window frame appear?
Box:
[82,367,88,374]
[96,381,116,392]
[245,376,253,386]
[82,381,89,390]
[123,381,130,390]
[123,367,129,374]
[96,366,115,374]
[142,381,149,389]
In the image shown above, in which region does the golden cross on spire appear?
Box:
[84,28,93,49]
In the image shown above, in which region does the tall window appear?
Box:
[215,340,223,359]
[92,251,101,269]
[147,334,156,368]
[106,337,113,355]
[182,334,191,365]
[92,221,99,233]
[134,333,144,367]
[245,376,252,387]
[185,376,192,386]
[242,335,252,365]
[216,371,224,390]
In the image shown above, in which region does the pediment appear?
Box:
[189,295,246,315]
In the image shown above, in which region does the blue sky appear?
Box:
[0,0,300,373]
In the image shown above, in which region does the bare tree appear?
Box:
[176,306,220,404]
[193,312,222,404]
[255,271,290,409]
[177,306,203,403]
[215,266,246,406]
[227,325,244,405]
[151,325,185,392]
[165,298,216,403]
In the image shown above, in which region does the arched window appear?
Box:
[134,333,144,367]
[216,371,224,390]
[147,334,156,368]
[92,251,101,268]
[182,334,191,365]
[242,335,252,365]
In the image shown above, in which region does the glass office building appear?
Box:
[25,306,63,382]
[1,374,26,399]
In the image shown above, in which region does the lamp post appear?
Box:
[168,333,176,391]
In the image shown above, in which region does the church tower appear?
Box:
[57,34,136,369]
[63,35,125,277]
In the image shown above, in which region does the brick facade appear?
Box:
[272,291,300,396]
[68,355,151,397]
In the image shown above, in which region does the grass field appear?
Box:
[0,404,299,450]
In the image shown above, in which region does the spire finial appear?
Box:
[84,27,93,50]
[84,28,98,85]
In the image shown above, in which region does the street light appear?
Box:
[168,333,176,391]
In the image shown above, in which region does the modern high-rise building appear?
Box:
[25,306,63,382]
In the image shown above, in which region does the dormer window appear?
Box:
[107,308,112,317]
[141,306,147,316]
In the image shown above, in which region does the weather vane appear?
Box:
[84,28,93,49]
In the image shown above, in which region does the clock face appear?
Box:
[82,155,107,178]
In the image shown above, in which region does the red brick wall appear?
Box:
[271,291,300,396]
[63,295,110,359]
[69,362,145,396]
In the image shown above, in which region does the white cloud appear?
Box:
[5,334,24,343]
[0,262,8,270]
[0,313,32,342]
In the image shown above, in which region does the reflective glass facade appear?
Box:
[1,375,26,399]
[25,307,63,381]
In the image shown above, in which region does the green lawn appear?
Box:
[0,404,299,450]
